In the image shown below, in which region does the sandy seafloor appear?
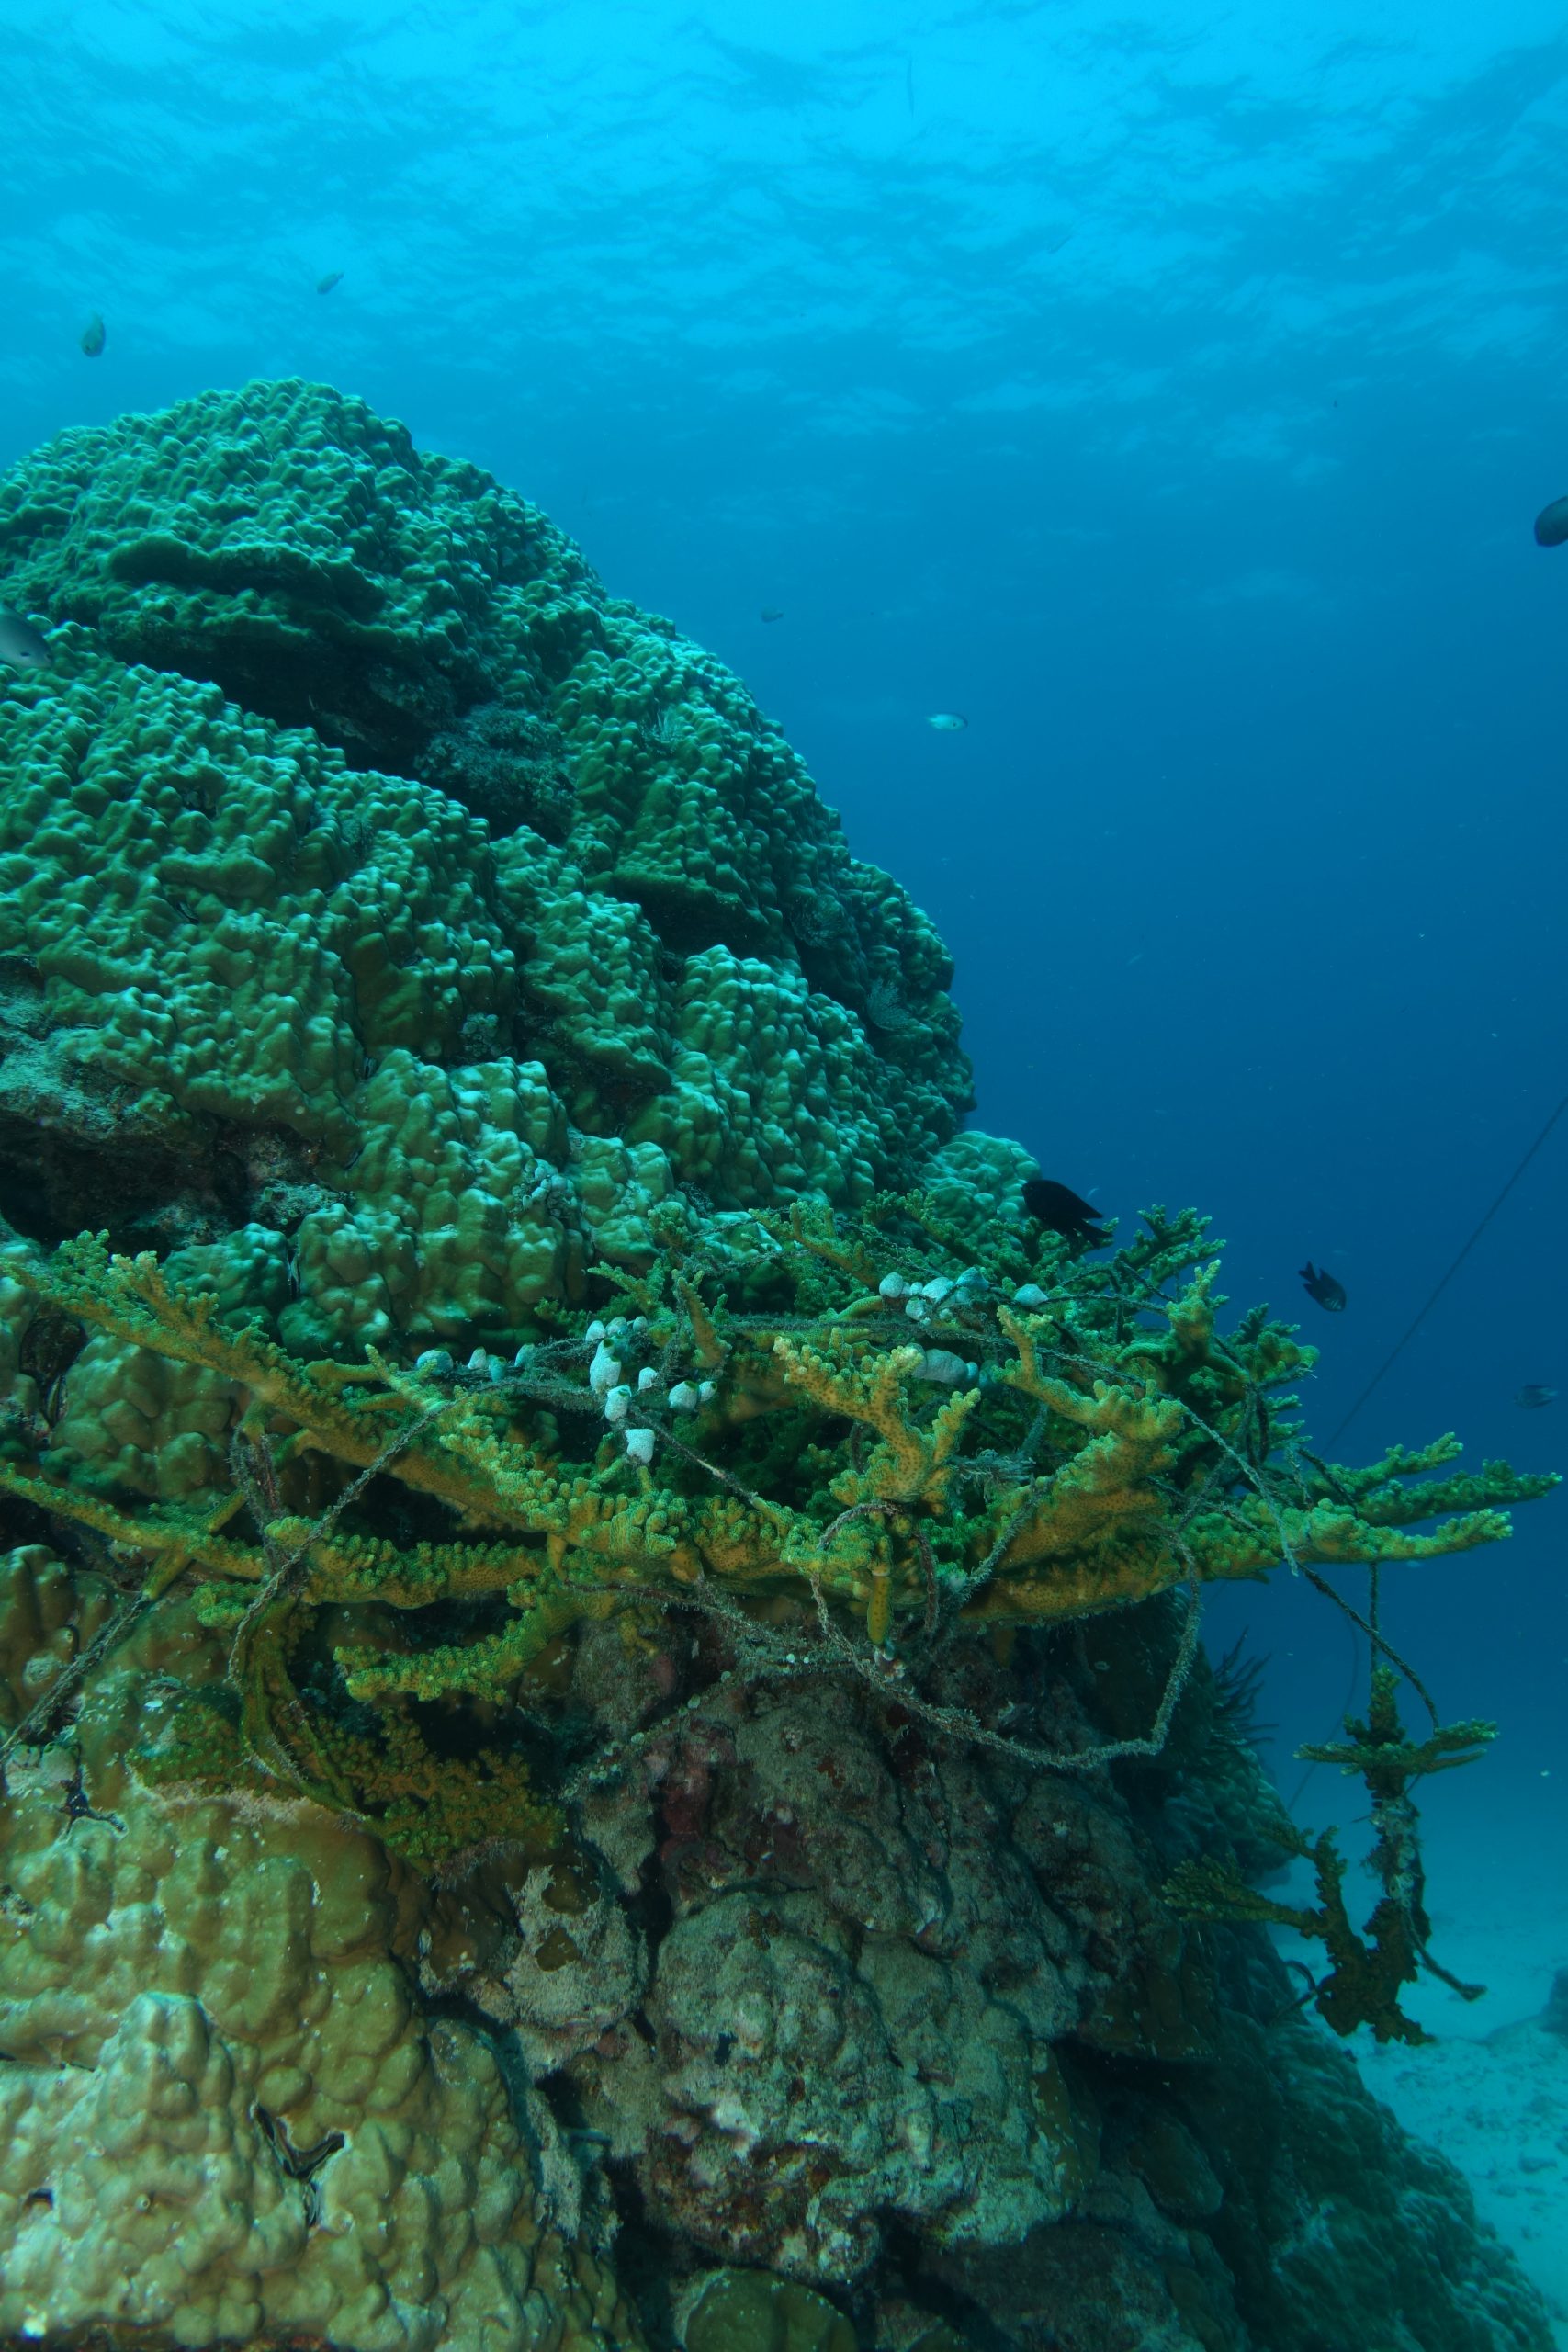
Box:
[1274,1770,1568,2343]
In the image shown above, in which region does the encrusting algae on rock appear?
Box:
[0,381,1558,2352]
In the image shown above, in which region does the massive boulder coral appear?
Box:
[0,376,967,1109]
[0,632,957,1358]
[0,1555,635,2352]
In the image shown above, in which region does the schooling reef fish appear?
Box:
[927,712,967,731]
[316,271,344,295]
[1514,1384,1557,1409]
[1534,497,1568,547]
[1299,1261,1347,1312]
[80,313,106,358]
[0,610,50,670]
[1023,1176,1108,1248]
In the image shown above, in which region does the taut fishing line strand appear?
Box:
[1325,1088,1568,1449]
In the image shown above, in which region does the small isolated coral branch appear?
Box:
[1167,1664,1494,2042]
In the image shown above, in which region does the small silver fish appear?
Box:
[316,271,344,295]
[0,609,51,670]
[926,711,967,731]
[1514,1383,1557,1408]
[80,313,106,358]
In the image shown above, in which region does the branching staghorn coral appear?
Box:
[0,1205,1553,1876]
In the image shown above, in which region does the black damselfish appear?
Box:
[1299,1261,1347,1312]
[1023,1177,1108,1248]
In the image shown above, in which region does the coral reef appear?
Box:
[0,382,1557,2352]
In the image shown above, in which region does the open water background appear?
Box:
[3,0,1565,2017]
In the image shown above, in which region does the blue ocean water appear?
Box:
[3,0,1563,2014]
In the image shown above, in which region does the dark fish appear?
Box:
[1534,497,1568,548]
[316,271,344,295]
[1299,1261,1347,1312]
[760,607,784,623]
[80,313,106,358]
[0,609,51,670]
[1514,1384,1557,1409]
[1023,1176,1108,1247]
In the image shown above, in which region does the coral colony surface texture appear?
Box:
[0,380,1555,2352]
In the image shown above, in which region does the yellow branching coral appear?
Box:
[0,1203,1553,1868]
[773,1329,978,1512]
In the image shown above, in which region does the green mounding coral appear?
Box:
[0,375,968,1120]
[0,629,960,1349]
[0,1199,1551,1880]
